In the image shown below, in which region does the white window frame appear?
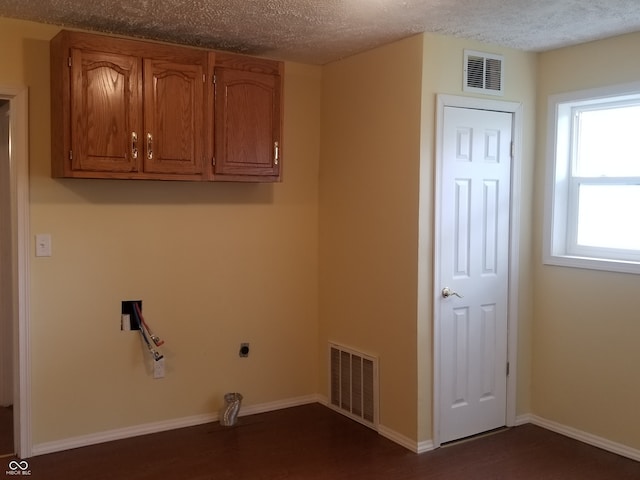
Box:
[544,82,640,275]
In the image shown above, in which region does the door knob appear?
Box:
[442,287,463,299]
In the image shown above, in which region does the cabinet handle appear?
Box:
[147,133,153,160]
[131,132,138,159]
[274,141,279,166]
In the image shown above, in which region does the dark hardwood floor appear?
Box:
[0,405,12,456]
[6,403,640,479]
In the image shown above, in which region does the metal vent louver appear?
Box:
[464,50,504,96]
[329,343,378,429]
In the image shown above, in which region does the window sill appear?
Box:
[543,254,640,275]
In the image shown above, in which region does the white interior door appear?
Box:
[438,106,512,443]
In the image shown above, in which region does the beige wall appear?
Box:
[0,17,322,446]
[533,32,640,450]
[319,35,425,440]
[319,33,536,443]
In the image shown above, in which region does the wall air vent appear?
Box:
[329,343,378,429]
[463,50,504,96]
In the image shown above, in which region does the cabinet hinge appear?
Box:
[212,74,216,85]
[211,156,216,166]
[68,56,72,67]
[69,150,73,160]
[506,362,510,376]
[510,141,514,158]
[203,74,205,83]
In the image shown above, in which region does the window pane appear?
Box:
[577,184,640,250]
[576,105,640,177]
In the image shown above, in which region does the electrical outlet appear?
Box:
[153,356,165,379]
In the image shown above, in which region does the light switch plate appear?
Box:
[35,234,52,257]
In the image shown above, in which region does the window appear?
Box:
[545,83,640,274]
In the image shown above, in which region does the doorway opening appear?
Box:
[0,86,31,458]
[0,98,12,456]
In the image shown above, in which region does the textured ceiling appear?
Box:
[1,0,640,64]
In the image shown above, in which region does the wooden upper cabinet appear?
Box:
[51,30,207,180]
[51,30,283,182]
[70,49,142,173]
[143,59,204,175]
[210,53,283,182]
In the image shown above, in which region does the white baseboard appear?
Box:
[31,394,321,457]
[316,394,432,454]
[378,425,434,454]
[518,414,640,462]
[417,439,436,454]
[59,398,637,462]
[238,394,320,417]
[398,413,640,459]
[515,413,532,426]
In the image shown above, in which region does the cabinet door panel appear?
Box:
[71,49,141,172]
[214,68,281,177]
[144,59,205,175]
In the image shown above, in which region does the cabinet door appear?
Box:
[70,49,142,173]
[214,68,281,178]
[143,59,205,175]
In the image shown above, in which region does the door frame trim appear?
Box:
[433,94,523,447]
[1,85,32,458]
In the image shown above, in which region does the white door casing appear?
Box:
[434,95,522,446]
